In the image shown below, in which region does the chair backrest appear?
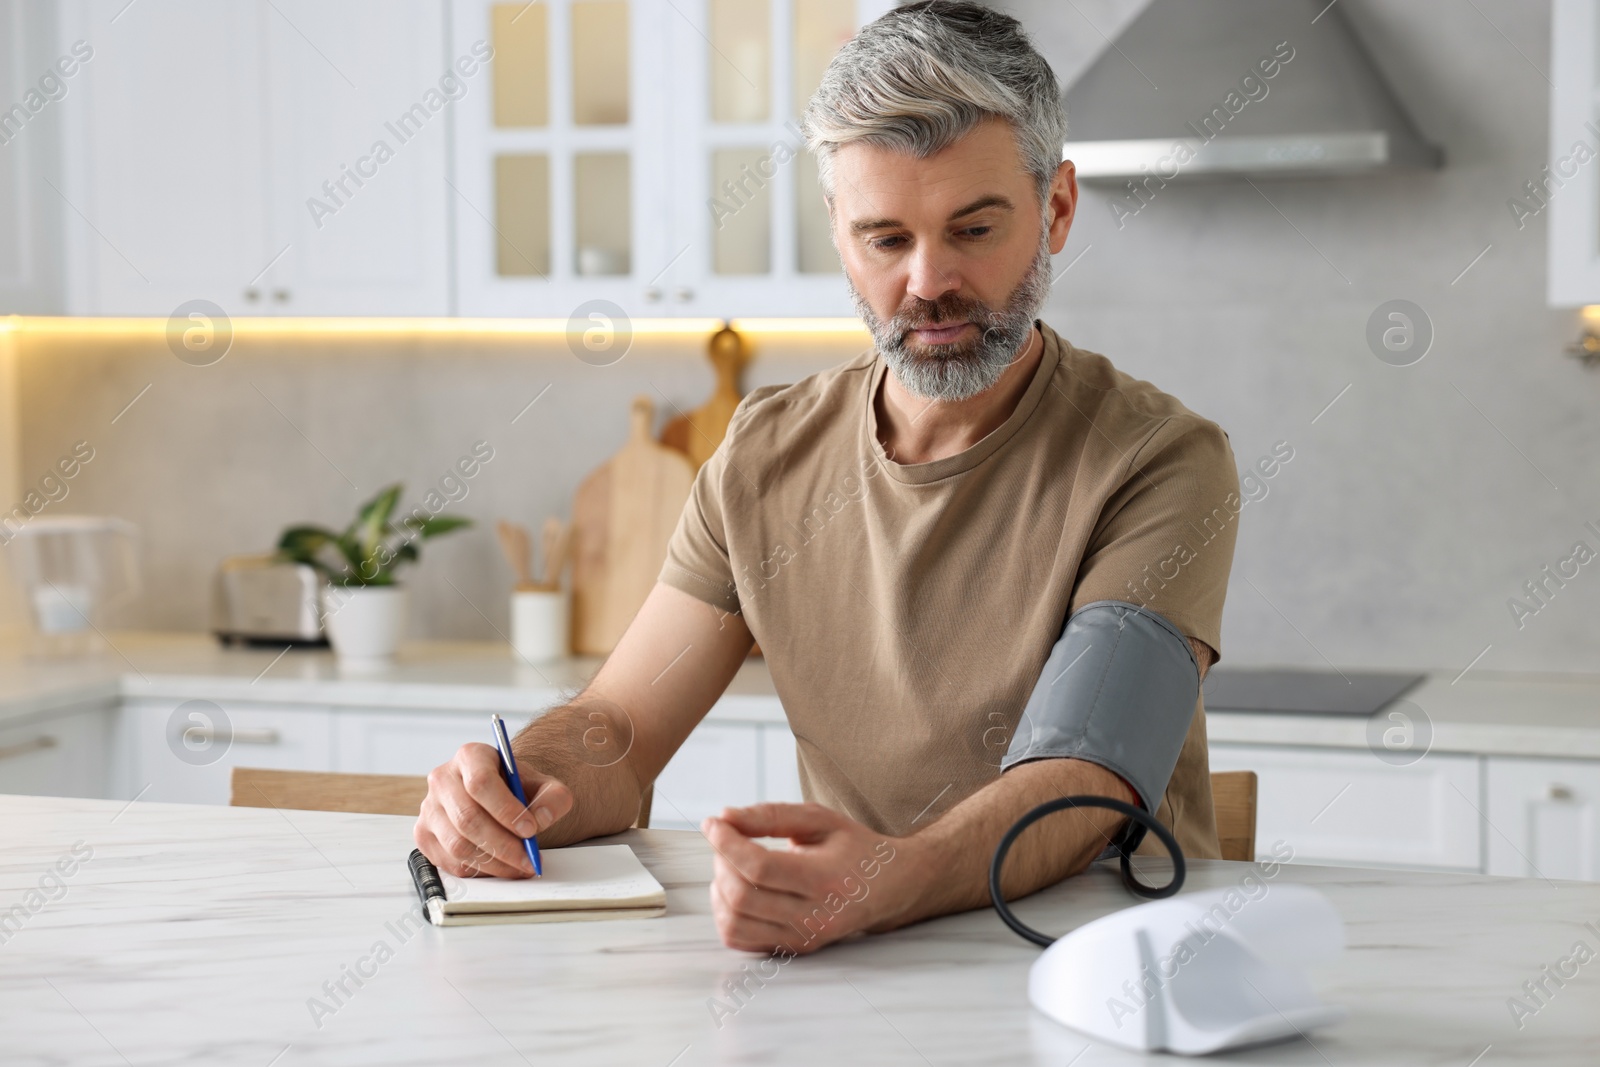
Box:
[229,767,1231,849]
[230,767,656,828]
[1210,770,1258,862]
[231,767,429,816]
[637,785,653,829]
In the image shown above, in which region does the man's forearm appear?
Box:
[872,758,1137,931]
[511,698,646,847]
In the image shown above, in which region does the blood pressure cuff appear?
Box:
[1000,600,1201,855]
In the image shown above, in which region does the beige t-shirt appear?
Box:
[658,320,1240,859]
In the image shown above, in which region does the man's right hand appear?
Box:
[413,742,574,878]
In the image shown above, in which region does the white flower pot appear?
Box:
[321,584,408,664]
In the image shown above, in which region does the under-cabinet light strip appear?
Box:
[0,315,869,337]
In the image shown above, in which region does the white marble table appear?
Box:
[1,795,1596,1065]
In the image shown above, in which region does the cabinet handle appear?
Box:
[0,735,57,761]
[244,288,261,302]
[643,287,662,302]
[674,287,694,302]
[272,289,290,303]
[1548,784,1575,802]
[182,726,280,746]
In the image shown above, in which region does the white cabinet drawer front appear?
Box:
[1486,757,1600,882]
[334,712,492,776]
[0,708,113,799]
[1208,744,1483,871]
[760,725,804,803]
[652,724,760,830]
[126,699,333,806]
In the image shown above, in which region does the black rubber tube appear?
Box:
[989,795,1187,948]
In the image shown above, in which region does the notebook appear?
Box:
[407,845,667,926]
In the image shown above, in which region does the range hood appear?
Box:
[1061,0,1442,182]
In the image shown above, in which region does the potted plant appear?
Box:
[276,484,471,663]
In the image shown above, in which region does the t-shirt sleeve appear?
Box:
[655,398,754,616]
[1068,415,1240,662]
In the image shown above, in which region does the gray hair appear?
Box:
[801,1,1067,210]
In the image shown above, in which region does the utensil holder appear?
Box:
[511,587,569,662]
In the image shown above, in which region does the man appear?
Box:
[415,1,1240,955]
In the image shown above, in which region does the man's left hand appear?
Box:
[701,802,911,955]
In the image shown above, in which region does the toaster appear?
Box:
[211,554,327,646]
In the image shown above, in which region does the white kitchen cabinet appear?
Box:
[0,0,65,313]
[262,0,451,315]
[1208,744,1483,871]
[1485,756,1600,881]
[124,698,333,805]
[652,720,762,829]
[59,0,450,316]
[1548,0,1600,305]
[59,0,271,315]
[450,0,672,318]
[451,0,894,318]
[0,704,114,799]
[333,708,490,776]
[338,705,798,822]
[657,0,860,318]
[759,722,804,803]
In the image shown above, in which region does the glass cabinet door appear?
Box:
[453,0,892,317]
[666,0,875,317]
[1548,0,1600,305]
[454,0,668,316]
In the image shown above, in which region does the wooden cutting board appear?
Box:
[571,395,696,655]
[661,326,766,657]
[660,325,749,471]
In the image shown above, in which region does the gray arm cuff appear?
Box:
[1001,600,1200,855]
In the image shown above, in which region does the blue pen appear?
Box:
[491,713,542,876]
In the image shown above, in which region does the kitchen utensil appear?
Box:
[660,325,749,471]
[576,246,628,277]
[540,517,570,589]
[8,516,140,651]
[571,395,695,655]
[512,587,569,662]
[496,520,535,589]
[212,554,325,646]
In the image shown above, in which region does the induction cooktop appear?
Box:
[1200,667,1426,716]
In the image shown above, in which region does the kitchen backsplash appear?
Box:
[7,327,861,648]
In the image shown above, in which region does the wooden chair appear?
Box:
[1210,770,1258,862]
[231,768,429,816]
[229,767,656,827]
[228,768,1244,856]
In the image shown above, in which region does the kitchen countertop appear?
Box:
[1210,672,1600,758]
[4,632,1600,758]
[0,631,788,723]
[0,793,1593,1065]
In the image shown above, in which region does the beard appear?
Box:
[848,224,1055,403]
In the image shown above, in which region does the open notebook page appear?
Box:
[439,844,665,915]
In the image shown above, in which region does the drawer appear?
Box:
[1208,744,1483,871]
[333,710,497,776]
[652,722,760,830]
[0,706,114,799]
[125,698,333,806]
[759,724,804,803]
[1486,756,1600,881]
